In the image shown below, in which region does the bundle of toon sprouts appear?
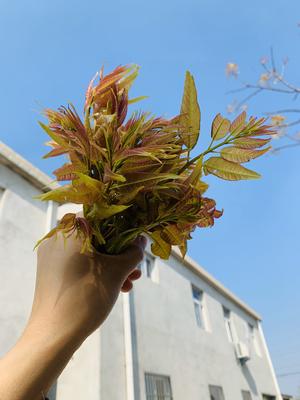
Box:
[36,65,274,259]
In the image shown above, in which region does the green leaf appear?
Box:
[179,240,187,258]
[119,173,181,187]
[160,225,183,245]
[196,179,209,194]
[103,166,126,183]
[184,156,203,186]
[36,186,91,204]
[38,121,68,147]
[229,111,247,136]
[180,71,201,150]
[204,157,261,180]
[33,226,58,250]
[75,173,105,192]
[117,186,144,204]
[211,114,230,140]
[150,230,171,259]
[220,146,271,163]
[86,202,131,220]
[233,137,271,149]
[128,96,148,104]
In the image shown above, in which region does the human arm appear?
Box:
[0,232,146,400]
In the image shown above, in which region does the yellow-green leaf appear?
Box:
[204,157,260,180]
[221,146,271,163]
[179,240,187,258]
[233,137,271,149]
[128,96,148,104]
[103,166,126,183]
[150,230,171,259]
[211,113,230,140]
[180,71,201,150]
[36,186,92,204]
[75,173,104,192]
[184,156,203,185]
[229,111,247,136]
[91,225,106,245]
[117,186,144,204]
[196,179,209,194]
[86,202,130,220]
[38,121,68,147]
[160,225,183,245]
[33,226,58,250]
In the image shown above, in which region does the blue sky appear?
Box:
[1,0,299,395]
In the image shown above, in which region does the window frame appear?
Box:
[191,285,208,330]
[241,390,252,400]
[138,253,158,283]
[145,372,173,400]
[248,323,262,357]
[0,186,6,212]
[0,187,5,201]
[223,307,235,343]
[208,384,225,400]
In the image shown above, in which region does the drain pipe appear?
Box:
[123,291,135,400]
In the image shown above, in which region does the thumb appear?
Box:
[117,235,147,276]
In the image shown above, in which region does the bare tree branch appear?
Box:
[226,47,300,152]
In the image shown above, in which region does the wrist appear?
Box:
[22,317,83,355]
[0,319,81,400]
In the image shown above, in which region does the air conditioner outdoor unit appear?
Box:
[236,342,251,363]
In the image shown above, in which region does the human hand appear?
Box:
[27,232,146,347]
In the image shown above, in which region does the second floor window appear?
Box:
[0,187,5,202]
[0,187,5,217]
[138,253,158,283]
[145,373,173,400]
[248,323,262,357]
[192,285,206,329]
[223,307,235,343]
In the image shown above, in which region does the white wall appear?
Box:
[130,253,279,400]
[0,164,50,356]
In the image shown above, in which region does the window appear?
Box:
[138,253,158,283]
[145,373,173,400]
[192,285,206,329]
[262,395,276,400]
[242,390,252,400]
[209,385,225,400]
[248,323,262,357]
[0,187,5,212]
[223,307,235,343]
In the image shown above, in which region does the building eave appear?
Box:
[172,247,262,321]
[0,141,58,192]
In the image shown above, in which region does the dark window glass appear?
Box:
[145,373,173,400]
[209,385,225,400]
[242,390,252,400]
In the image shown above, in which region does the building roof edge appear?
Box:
[171,247,262,321]
[0,141,58,192]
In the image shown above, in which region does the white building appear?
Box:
[0,141,282,400]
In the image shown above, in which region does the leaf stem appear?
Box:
[178,136,233,174]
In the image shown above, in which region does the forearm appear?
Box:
[0,321,81,400]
